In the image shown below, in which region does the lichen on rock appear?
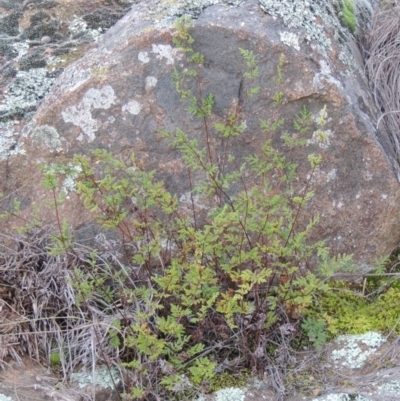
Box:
[0,68,55,122]
[330,332,386,369]
[259,0,370,74]
[61,85,116,141]
[32,124,62,152]
[70,365,120,389]
[0,120,25,159]
[214,387,246,401]
[144,0,247,27]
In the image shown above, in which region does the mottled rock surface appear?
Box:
[0,0,398,268]
[200,332,400,401]
[0,0,134,126]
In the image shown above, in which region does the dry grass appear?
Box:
[364,1,400,173]
[0,226,133,383]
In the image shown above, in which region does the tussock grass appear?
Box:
[0,227,126,381]
[365,1,400,172]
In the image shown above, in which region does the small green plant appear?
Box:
[276,53,285,85]
[301,316,328,349]
[49,350,64,372]
[273,91,284,105]
[341,0,357,33]
[239,47,260,96]
[293,105,312,134]
[260,117,284,133]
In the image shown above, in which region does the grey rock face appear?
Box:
[0,12,22,36]
[0,0,134,128]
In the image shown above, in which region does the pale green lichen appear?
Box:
[69,18,88,35]
[138,52,150,63]
[122,100,142,115]
[259,0,338,57]
[375,380,400,398]
[151,44,175,65]
[214,387,246,401]
[145,76,157,90]
[196,387,246,401]
[32,125,63,152]
[330,332,386,369]
[71,365,120,389]
[0,68,55,122]
[280,31,300,51]
[68,17,104,42]
[313,394,371,400]
[259,0,367,77]
[143,0,246,27]
[0,121,25,159]
[12,42,29,61]
[61,85,116,142]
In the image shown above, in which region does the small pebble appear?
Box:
[41,36,51,44]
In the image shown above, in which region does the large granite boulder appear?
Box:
[0,0,399,269]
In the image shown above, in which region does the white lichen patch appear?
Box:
[12,42,29,61]
[62,68,91,93]
[326,168,337,182]
[363,170,373,181]
[152,44,175,65]
[259,0,333,56]
[313,60,343,91]
[138,51,150,63]
[330,332,386,369]
[312,394,371,401]
[86,28,104,42]
[0,68,55,118]
[0,394,13,401]
[32,125,62,152]
[122,100,142,115]
[145,76,157,90]
[71,365,120,389]
[62,85,116,141]
[68,18,104,42]
[332,199,348,209]
[146,0,246,28]
[280,31,300,51]
[0,121,25,159]
[69,18,88,36]
[258,0,363,72]
[214,387,246,401]
[307,129,333,149]
[376,380,400,398]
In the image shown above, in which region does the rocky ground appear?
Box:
[1,332,400,400]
